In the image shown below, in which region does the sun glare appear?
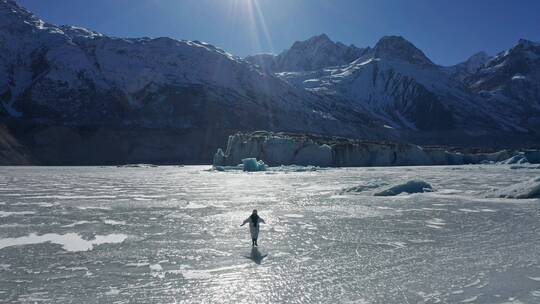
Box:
[226,0,275,54]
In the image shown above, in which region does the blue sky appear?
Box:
[17,0,540,65]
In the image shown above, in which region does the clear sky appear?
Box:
[16,0,540,65]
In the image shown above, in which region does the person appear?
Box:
[240,209,265,246]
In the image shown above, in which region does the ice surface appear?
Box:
[0,165,539,303]
[374,180,433,196]
[486,177,540,199]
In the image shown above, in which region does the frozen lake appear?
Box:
[1,165,539,303]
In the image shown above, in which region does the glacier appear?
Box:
[213,131,535,168]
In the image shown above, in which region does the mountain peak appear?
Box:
[307,33,331,43]
[464,51,491,66]
[515,38,540,49]
[290,33,334,51]
[373,35,433,65]
[261,34,365,72]
[454,51,492,74]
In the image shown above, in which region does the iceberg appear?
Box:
[242,158,267,172]
[486,177,540,199]
[340,181,388,194]
[374,180,433,196]
[498,154,529,165]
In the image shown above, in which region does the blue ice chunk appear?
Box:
[242,158,267,172]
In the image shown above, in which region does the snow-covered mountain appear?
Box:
[0,0,391,164]
[0,0,538,164]
[0,0,320,128]
[444,51,492,82]
[272,35,540,135]
[245,34,367,73]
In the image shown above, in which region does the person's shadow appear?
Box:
[248,247,268,265]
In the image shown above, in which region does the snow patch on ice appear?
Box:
[459,208,481,213]
[102,219,127,226]
[126,262,150,267]
[378,241,407,249]
[425,218,446,229]
[181,269,212,280]
[183,202,206,209]
[76,206,112,210]
[463,279,482,288]
[149,263,163,271]
[485,177,540,199]
[104,287,120,296]
[0,211,35,217]
[61,221,95,227]
[284,213,304,218]
[374,180,433,196]
[461,295,478,303]
[0,233,128,252]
